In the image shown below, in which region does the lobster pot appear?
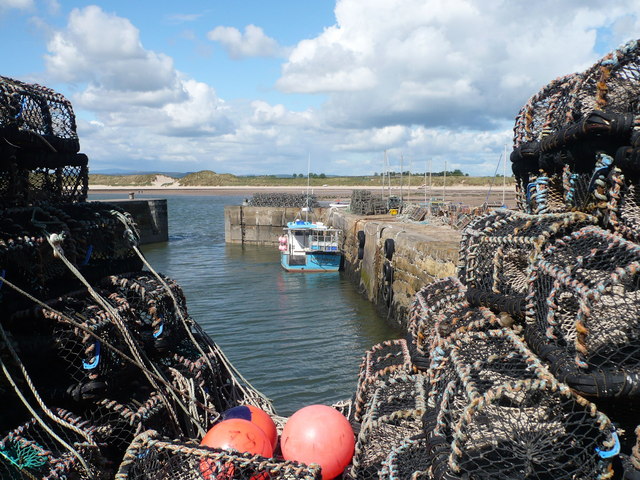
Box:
[155,352,232,427]
[248,192,319,208]
[606,165,640,244]
[0,409,106,480]
[350,373,428,480]
[458,210,596,314]
[115,430,321,480]
[379,437,430,480]
[0,76,88,206]
[513,74,580,150]
[427,329,616,480]
[408,283,503,372]
[526,225,640,397]
[406,277,467,369]
[0,204,142,314]
[101,272,190,355]
[351,339,413,423]
[42,202,143,283]
[0,207,74,309]
[0,76,79,152]
[7,290,136,404]
[510,40,640,215]
[83,392,174,452]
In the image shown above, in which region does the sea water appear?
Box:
[89,193,400,416]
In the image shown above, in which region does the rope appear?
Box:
[0,275,216,431]
[0,322,96,446]
[111,210,275,414]
[0,355,91,475]
[44,232,192,436]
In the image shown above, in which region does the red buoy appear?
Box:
[222,405,278,450]
[281,405,355,480]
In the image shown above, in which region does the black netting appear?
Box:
[379,437,430,480]
[351,339,413,423]
[115,431,321,480]
[525,225,640,397]
[458,210,595,310]
[248,193,319,208]
[351,373,428,480]
[426,329,616,480]
[0,76,79,152]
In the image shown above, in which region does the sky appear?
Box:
[1,0,639,176]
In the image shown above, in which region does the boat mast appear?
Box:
[443,160,447,203]
[502,143,507,207]
[400,153,404,205]
[306,153,310,222]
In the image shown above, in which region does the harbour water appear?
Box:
[90,193,401,416]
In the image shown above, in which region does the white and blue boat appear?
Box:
[278,219,342,272]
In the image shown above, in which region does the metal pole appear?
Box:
[443,160,447,203]
[502,143,507,206]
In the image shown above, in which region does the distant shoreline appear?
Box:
[88,184,516,206]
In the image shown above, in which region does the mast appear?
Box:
[502,143,507,207]
[443,160,447,203]
[424,160,427,207]
[400,154,404,204]
[306,153,310,222]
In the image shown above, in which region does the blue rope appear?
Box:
[82,341,101,370]
[595,431,620,459]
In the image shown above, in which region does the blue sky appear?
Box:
[1,0,639,176]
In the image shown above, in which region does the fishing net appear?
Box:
[525,225,640,397]
[406,277,467,369]
[511,40,640,215]
[606,164,640,243]
[350,372,428,480]
[0,203,142,313]
[406,280,507,375]
[248,193,318,208]
[0,76,79,152]
[114,430,321,480]
[0,76,87,206]
[426,329,617,480]
[378,437,430,480]
[351,339,413,424]
[458,209,596,316]
[0,408,108,480]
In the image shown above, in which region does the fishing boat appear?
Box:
[279,217,342,272]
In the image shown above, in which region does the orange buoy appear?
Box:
[281,405,355,480]
[222,405,278,450]
[201,418,273,456]
[200,418,273,480]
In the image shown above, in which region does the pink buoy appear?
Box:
[281,405,355,480]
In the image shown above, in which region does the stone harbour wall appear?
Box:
[329,211,460,328]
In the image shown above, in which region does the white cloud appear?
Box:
[207,24,281,59]
[32,1,640,176]
[277,0,640,132]
[0,0,34,9]
[45,6,180,94]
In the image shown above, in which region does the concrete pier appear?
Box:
[224,205,461,327]
[101,199,169,245]
[224,206,331,245]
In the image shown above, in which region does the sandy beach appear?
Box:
[89,183,517,207]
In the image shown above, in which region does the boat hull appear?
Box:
[281,252,342,272]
